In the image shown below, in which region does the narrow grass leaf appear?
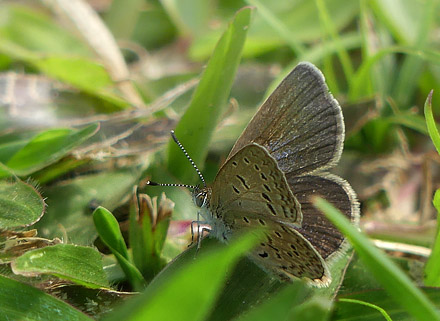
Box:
[391,0,436,107]
[168,7,252,183]
[314,197,440,321]
[424,90,440,155]
[315,0,354,81]
[338,298,392,321]
[335,288,440,321]
[425,189,440,286]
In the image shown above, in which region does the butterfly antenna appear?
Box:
[170,130,206,188]
[146,181,198,189]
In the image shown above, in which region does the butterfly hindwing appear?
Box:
[286,174,359,261]
[222,215,330,285]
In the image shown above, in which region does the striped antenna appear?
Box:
[146,130,206,189]
[146,181,198,189]
[170,130,206,188]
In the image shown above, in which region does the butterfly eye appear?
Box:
[194,192,207,208]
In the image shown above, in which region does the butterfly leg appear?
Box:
[188,212,211,252]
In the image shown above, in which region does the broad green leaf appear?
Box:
[12,244,109,289]
[36,168,141,245]
[235,282,311,321]
[0,179,45,229]
[314,198,440,321]
[0,274,92,321]
[424,189,440,286]
[167,7,252,183]
[104,233,259,321]
[5,124,99,176]
[289,295,332,320]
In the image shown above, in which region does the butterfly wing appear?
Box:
[286,173,359,262]
[248,219,330,285]
[209,144,330,284]
[227,62,344,177]
[210,143,302,225]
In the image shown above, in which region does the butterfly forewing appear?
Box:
[228,62,344,177]
[210,144,302,224]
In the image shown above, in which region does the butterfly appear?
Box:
[150,62,359,286]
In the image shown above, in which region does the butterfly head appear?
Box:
[192,186,211,208]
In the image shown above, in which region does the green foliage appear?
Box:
[3,124,98,177]
[0,179,45,229]
[315,198,440,321]
[102,233,259,321]
[93,206,146,290]
[0,0,439,320]
[168,7,252,183]
[0,274,92,321]
[12,244,109,289]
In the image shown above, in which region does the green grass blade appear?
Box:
[424,189,440,286]
[167,7,252,183]
[315,0,354,81]
[314,197,440,321]
[391,0,436,107]
[338,298,392,321]
[424,90,440,155]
